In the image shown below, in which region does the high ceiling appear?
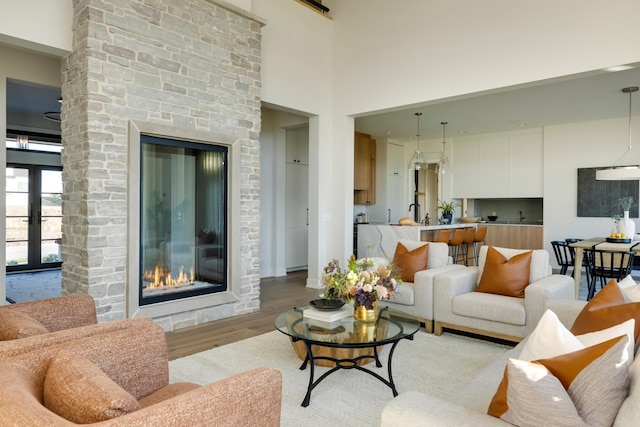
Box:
[6,64,640,143]
[355,64,640,142]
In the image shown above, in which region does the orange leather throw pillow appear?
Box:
[476,246,532,298]
[393,242,429,283]
[571,279,640,341]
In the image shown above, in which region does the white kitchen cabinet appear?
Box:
[452,129,543,199]
[285,162,308,270]
[369,142,406,223]
[386,173,405,223]
[509,131,543,197]
[387,142,405,177]
[479,136,510,197]
[286,127,309,165]
[452,137,480,198]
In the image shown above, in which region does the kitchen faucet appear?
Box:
[519,210,525,222]
[409,203,420,223]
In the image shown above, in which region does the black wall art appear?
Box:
[577,167,639,217]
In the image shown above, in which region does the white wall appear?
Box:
[0,0,72,56]
[544,116,640,259]
[253,0,334,287]
[328,0,640,116]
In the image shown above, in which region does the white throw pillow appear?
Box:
[518,310,583,361]
[616,275,640,302]
[518,309,636,363]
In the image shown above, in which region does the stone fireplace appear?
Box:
[60,0,265,330]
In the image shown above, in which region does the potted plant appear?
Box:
[437,200,461,224]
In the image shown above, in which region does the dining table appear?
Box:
[568,237,640,298]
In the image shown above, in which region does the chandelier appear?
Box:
[408,112,425,170]
[438,121,449,175]
[596,86,640,180]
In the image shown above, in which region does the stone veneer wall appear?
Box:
[60,0,265,330]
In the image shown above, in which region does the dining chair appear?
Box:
[551,240,574,276]
[565,238,590,284]
[584,249,635,300]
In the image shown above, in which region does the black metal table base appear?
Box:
[297,337,408,407]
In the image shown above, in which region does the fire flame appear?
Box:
[142,264,195,289]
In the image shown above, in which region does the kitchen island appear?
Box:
[356,223,474,260]
[357,221,544,260]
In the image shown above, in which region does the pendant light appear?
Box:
[596,86,640,180]
[408,112,425,170]
[438,121,449,175]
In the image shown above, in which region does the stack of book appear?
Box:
[302,304,353,323]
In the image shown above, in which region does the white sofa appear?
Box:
[367,239,465,333]
[381,299,639,426]
[433,246,575,342]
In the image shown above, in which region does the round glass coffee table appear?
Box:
[275,306,420,407]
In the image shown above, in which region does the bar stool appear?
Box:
[448,228,466,264]
[461,227,477,266]
[472,226,487,266]
[434,229,450,243]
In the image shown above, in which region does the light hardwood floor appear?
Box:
[165,270,319,360]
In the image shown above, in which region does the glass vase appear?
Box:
[619,210,636,240]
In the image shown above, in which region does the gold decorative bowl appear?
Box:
[460,217,480,223]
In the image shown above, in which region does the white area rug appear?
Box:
[169,330,510,427]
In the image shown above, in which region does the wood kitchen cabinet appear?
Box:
[354,131,376,205]
[484,225,543,249]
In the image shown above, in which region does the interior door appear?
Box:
[6,165,62,271]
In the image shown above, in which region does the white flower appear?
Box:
[363,284,373,293]
[346,270,358,284]
[375,284,388,299]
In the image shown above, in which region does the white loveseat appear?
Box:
[367,239,465,333]
[433,246,575,342]
[381,299,640,426]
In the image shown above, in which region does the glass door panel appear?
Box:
[6,167,30,266]
[40,169,62,264]
[6,165,62,271]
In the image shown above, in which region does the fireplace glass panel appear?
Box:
[140,135,227,305]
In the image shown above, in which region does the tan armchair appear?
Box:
[0,320,282,426]
[0,294,155,362]
[0,294,97,335]
[433,246,575,342]
[369,239,465,332]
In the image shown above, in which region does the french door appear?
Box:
[6,165,62,271]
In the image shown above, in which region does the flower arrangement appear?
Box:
[321,255,400,309]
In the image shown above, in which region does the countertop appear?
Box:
[360,222,543,228]
[482,221,543,226]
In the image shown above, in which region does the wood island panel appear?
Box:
[484,225,543,249]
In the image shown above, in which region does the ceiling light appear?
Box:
[596,86,640,180]
[438,121,449,175]
[43,112,61,122]
[408,112,425,170]
[604,65,635,72]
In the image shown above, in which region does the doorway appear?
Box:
[6,164,62,272]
